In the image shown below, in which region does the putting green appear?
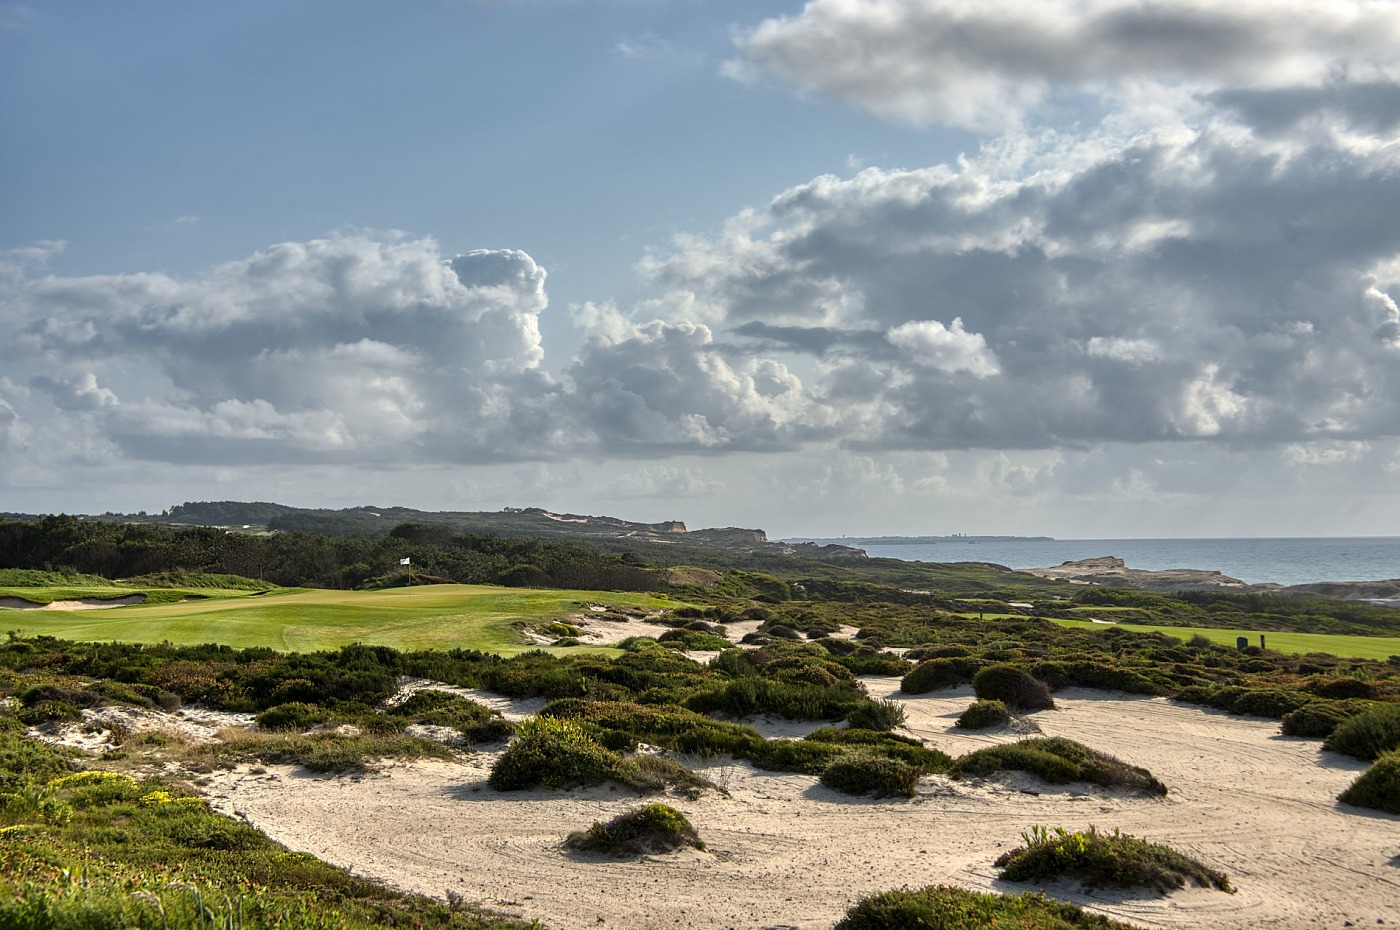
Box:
[0,584,678,654]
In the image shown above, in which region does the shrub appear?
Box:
[1323,704,1400,761]
[845,698,908,732]
[564,802,703,856]
[489,716,630,791]
[972,665,1055,712]
[1061,662,1160,695]
[657,629,732,650]
[255,702,335,731]
[952,738,1166,796]
[995,825,1232,893]
[834,885,1140,930]
[1308,677,1378,700]
[389,690,513,743]
[901,657,985,694]
[820,754,922,799]
[1338,749,1400,814]
[804,728,953,772]
[1281,700,1369,738]
[957,700,1010,730]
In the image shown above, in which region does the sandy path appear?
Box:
[202,684,1400,930]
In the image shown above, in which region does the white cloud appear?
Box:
[730,0,1400,131]
[887,318,999,376]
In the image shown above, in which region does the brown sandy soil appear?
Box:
[200,682,1400,930]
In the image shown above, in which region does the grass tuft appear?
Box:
[563,802,703,856]
[994,825,1233,894]
[951,738,1167,796]
[834,884,1142,929]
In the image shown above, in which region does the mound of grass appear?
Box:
[1338,749,1400,814]
[833,885,1141,930]
[563,802,703,856]
[994,825,1232,894]
[844,698,908,732]
[951,738,1167,796]
[388,690,513,744]
[819,754,922,799]
[973,665,1055,711]
[657,629,733,650]
[212,728,452,774]
[489,716,632,791]
[1281,700,1370,738]
[957,699,1011,729]
[901,656,986,694]
[1323,703,1400,761]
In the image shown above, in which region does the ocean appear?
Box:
[852,537,1400,587]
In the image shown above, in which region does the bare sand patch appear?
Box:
[199,687,1400,930]
[0,594,145,610]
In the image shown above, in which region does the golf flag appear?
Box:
[399,557,411,565]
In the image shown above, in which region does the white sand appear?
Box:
[0,594,145,610]
[200,683,1400,930]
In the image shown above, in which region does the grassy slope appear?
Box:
[0,584,674,653]
[1055,618,1400,660]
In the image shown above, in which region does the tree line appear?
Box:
[0,515,664,592]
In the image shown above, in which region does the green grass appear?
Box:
[1054,619,1400,660]
[0,584,679,654]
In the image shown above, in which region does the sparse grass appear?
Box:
[833,885,1142,929]
[563,802,703,856]
[183,727,455,774]
[994,825,1233,894]
[951,738,1167,796]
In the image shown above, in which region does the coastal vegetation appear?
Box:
[833,886,1140,930]
[993,825,1233,893]
[562,802,703,856]
[4,507,1400,926]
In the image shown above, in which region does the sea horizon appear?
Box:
[792,535,1400,588]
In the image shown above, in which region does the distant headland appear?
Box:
[783,534,1055,546]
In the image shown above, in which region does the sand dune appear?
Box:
[201,683,1400,930]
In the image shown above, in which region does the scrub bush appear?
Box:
[834,885,1140,930]
[564,802,703,856]
[957,699,1010,730]
[1338,749,1400,814]
[972,665,1055,711]
[994,825,1232,893]
[1324,703,1400,761]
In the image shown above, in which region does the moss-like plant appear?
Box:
[994,825,1232,894]
[563,802,703,856]
[951,738,1167,796]
[834,885,1141,929]
[957,699,1010,730]
[1338,749,1400,814]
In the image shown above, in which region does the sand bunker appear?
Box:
[0,595,145,611]
[199,684,1399,930]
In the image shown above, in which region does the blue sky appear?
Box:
[4,0,1400,540]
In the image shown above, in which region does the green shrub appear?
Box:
[1061,662,1160,695]
[564,802,703,856]
[995,825,1232,893]
[972,665,1055,711]
[957,700,1010,730]
[901,657,986,694]
[952,738,1166,796]
[256,702,335,731]
[1281,700,1369,738]
[388,690,513,743]
[820,754,922,799]
[804,728,953,772]
[488,716,630,791]
[834,885,1140,929]
[657,629,733,650]
[1324,704,1400,761]
[1338,749,1400,814]
[844,698,907,732]
[1307,677,1378,700]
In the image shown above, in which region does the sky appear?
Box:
[3,0,1400,540]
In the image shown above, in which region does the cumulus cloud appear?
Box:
[729,0,1400,131]
[1,233,573,466]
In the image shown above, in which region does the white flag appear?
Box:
[399,557,411,565]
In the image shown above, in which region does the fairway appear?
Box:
[1054,618,1400,660]
[0,584,677,654]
